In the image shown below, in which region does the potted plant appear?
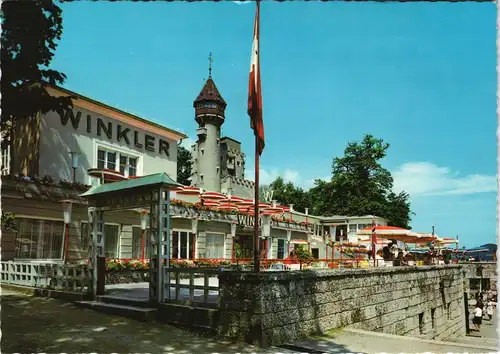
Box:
[291,245,313,270]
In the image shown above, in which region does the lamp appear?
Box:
[69,151,80,183]
[230,221,237,237]
[61,200,73,224]
[60,200,73,263]
[262,214,271,238]
[191,217,199,234]
[230,221,237,262]
[140,210,149,231]
[139,210,149,261]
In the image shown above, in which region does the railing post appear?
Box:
[203,272,209,304]
[175,270,180,300]
[96,257,106,295]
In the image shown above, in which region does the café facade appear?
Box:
[1,84,388,265]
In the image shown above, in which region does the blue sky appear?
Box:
[52,1,496,248]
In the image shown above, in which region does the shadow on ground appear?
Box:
[1,293,251,353]
[1,291,353,353]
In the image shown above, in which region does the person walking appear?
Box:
[485,299,495,321]
[472,304,483,331]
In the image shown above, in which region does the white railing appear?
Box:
[0,261,91,293]
[164,267,220,306]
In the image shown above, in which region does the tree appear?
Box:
[176,145,192,186]
[268,177,310,213]
[291,245,313,270]
[310,135,412,228]
[1,0,73,142]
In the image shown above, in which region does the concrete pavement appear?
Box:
[3,285,498,354]
[289,328,498,353]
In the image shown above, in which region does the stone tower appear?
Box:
[190,70,226,192]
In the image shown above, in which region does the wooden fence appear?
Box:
[0,261,91,293]
[164,267,220,307]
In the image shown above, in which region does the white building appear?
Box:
[1,81,389,265]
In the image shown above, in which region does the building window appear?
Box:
[97,147,138,177]
[81,222,120,258]
[201,103,217,109]
[15,218,64,260]
[348,224,357,233]
[277,239,286,259]
[172,230,194,259]
[104,224,120,258]
[205,233,225,259]
[132,227,150,259]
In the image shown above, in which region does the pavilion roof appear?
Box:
[80,172,181,198]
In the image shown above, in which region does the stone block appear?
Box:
[218,265,466,348]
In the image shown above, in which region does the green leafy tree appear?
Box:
[268,177,311,213]
[176,145,192,186]
[310,135,412,228]
[291,245,313,270]
[1,0,73,143]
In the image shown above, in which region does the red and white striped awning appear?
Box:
[357,225,412,236]
[221,195,244,204]
[357,226,438,244]
[202,200,220,208]
[218,202,239,211]
[201,191,226,200]
[176,186,201,195]
[236,199,254,207]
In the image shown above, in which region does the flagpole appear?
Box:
[253,0,261,273]
[254,134,260,273]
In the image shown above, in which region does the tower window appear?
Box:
[200,175,204,182]
[201,149,204,155]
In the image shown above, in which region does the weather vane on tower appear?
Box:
[208,52,213,78]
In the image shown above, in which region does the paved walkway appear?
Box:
[3,286,497,354]
[1,289,291,354]
[291,328,498,353]
[464,307,498,342]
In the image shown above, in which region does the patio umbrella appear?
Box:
[176,186,202,196]
[437,237,459,246]
[201,191,226,201]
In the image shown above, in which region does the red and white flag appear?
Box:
[248,1,265,155]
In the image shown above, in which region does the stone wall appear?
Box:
[218,265,466,347]
[461,262,497,293]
